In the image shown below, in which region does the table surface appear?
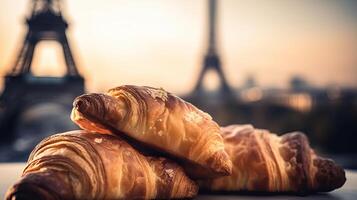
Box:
[1,163,356,200]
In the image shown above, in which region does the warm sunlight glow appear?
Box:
[202,69,221,92]
[241,87,263,102]
[0,0,356,93]
[287,93,313,112]
[30,41,67,77]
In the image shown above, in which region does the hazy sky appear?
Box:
[0,0,356,94]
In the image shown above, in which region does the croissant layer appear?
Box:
[6,130,198,200]
[71,85,232,178]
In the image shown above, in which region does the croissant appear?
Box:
[199,124,346,193]
[6,130,198,200]
[71,85,232,178]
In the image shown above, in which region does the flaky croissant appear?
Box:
[6,130,198,200]
[71,85,232,178]
[199,124,346,193]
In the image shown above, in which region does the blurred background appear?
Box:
[0,0,356,168]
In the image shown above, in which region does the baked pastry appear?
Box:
[71,85,232,178]
[6,130,198,200]
[199,124,346,193]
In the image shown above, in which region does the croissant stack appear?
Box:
[71,85,232,178]
[6,130,198,200]
[199,124,346,193]
[6,85,346,200]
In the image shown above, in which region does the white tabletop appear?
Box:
[1,163,356,199]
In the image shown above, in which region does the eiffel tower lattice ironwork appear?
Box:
[0,0,84,141]
[193,0,232,96]
[11,0,79,76]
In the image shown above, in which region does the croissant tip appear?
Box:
[72,94,100,115]
[208,150,233,176]
[217,161,233,176]
[73,98,81,108]
[73,95,86,111]
[6,181,53,200]
[5,171,74,200]
[314,157,346,192]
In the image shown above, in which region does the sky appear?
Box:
[0,0,357,94]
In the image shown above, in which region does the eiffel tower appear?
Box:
[191,0,232,98]
[0,0,84,142]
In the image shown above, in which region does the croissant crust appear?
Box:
[199,124,346,193]
[71,85,232,178]
[6,130,198,200]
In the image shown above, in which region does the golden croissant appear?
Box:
[6,130,198,200]
[71,85,232,178]
[199,124,346,193]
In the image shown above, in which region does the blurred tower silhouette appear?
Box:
[192,0,232,97]
[0,0,84,141]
